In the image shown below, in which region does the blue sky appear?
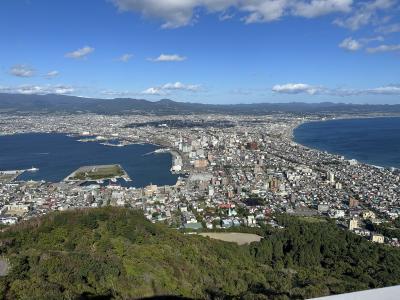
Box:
[0,0,400,104]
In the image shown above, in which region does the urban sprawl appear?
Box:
[1,113,399,247]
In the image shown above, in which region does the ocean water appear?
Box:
[294,117,400,169]
[0,133,179,187]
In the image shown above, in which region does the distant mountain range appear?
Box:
[1,93,400,115]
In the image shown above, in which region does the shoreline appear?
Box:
[290,115,400,170]
[0,133,180,187]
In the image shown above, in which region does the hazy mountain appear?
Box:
[1,93,400,115]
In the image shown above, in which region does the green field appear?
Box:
[69,165,124,181]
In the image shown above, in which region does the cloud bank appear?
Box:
[142,81,201,95]
[111,0,353,28]
[272,82,400,96]
[367,44,400,53]
[333,0,395,30]
[0,85,75,95]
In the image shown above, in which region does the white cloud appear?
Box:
[219,12,235,21]
[367,85,400,94]
[272,82,400,96]
[111,0,355,28]
[292,0,352,18]
[240,0,290,23]
[334,0,395,30]
[117,53,134,62]
[360,36,385,43]
[142,81,201,95]
[339,37,362,51]
[162,81,200,91]
[45,70,59,78]
[142,87,165,95]
[339,36,384,51]
[377,23,400,34]
[366,44,400,53]
[9,65,35,77]
[65,46,95,59]
[149,54,187,62]
[112,0,201,28]
[0,85,75,95]
[272,83,321,95]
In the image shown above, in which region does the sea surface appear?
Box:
[0,133,179,187]
[294,117,400,169]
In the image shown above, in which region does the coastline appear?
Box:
[290,115,400,170]
[0,133,180,187]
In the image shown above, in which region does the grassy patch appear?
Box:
[70,165,124,181]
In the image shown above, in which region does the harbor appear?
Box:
[0,167,39,183]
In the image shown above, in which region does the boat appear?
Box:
[123,176,132,182]
[27,167,39,172]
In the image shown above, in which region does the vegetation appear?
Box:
[243,195,265,206]
[70,165,124,181]
[0,208,400,299]
[366,218,400,240]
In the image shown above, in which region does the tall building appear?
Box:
[349,218,359,230]
[327,172,335,183]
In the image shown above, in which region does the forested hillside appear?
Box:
[0,208,399,299]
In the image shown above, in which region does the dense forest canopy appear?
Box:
[0,207,399,299]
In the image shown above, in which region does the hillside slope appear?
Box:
[0,208,264,299]
[0,208,400,299]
